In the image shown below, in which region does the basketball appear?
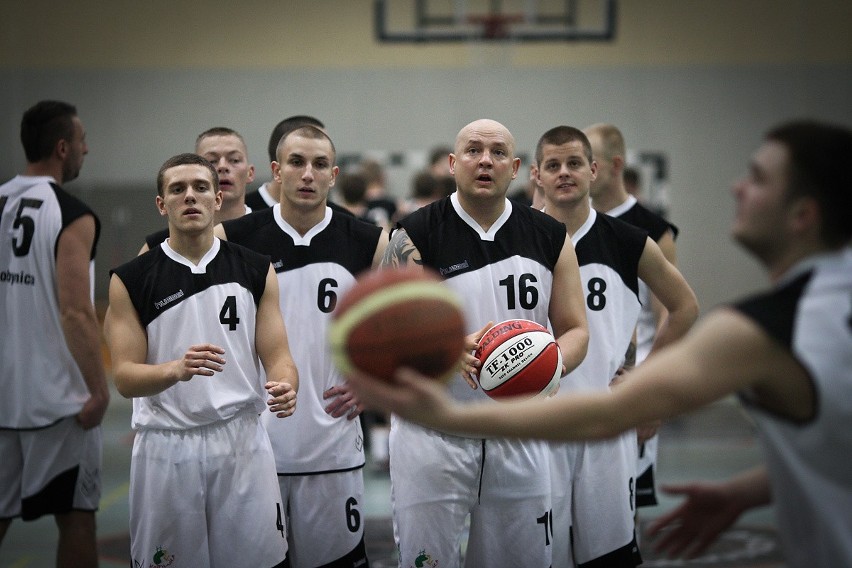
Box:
[474,319,563,399]
[329,266,466,383]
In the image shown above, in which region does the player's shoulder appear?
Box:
[244,189,270,210]
[513,203,569,249]
[329,200,355,218]
[733,250,852,348]
[1,174,55,197]
[572,212,645,276]
[731,270,814,351]
[221,207,276,240]
[394,197,453,246]
[620,201,679,241]
[397,196,448,227]
[519,201,561,227]
[111,243,162,281]
[17,177,100,229]
[595,211,649,244]
[144,227,169,249]
[50,181,92,213]
[218,238,272,273]
[329,207,383,240]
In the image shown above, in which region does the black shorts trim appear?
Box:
[21,465,79,521]
[277,463,365,477]
[578,532,642,568]
[316,534,369,568]
[635,464,658,507]
[0,416,67,432]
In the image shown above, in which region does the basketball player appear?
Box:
[140,126,256,252]
[584,123,682,509]
[535,126,698,567]
[245,115,326,210]
[198,126,256,220]
[346,120,852,568]
[0,100,108,566]
[381,118,589,568]
[216,125,387,567]
[105,153,298,567]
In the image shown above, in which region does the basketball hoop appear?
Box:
[466,12,524,40]
[375,1,618,43]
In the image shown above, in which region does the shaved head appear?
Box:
[583,123,625,163]
[455,119,517,156]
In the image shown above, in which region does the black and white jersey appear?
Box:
[606,195,679,363]
[144,227,169,251]
[111,239,270,431]
[244,182,276,210]
[399,193,566,403]
[222,205,382,474]
[606,195,679,242]
[0,175,100,429]
[735,248,852,567]
[563,209,647,393]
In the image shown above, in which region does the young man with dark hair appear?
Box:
[245,115,326,210]
[535,125,697,567]
[106,152,298,568]
[217,126,387,567]
[0,100,108,567]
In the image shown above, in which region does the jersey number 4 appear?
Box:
[0,196,44,257]
[219,296,240,330]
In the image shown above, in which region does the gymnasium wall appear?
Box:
[2,0,851,306]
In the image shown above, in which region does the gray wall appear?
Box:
[2,1,851,306]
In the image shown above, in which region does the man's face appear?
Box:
[61,116,88,183]
[450,120,520,201]
[535,141,597,206]
[730,140,794,259]
[156,164,222,234]
[273,134,338,210]
[196,134,254,207]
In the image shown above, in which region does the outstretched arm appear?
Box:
[346,308,792,441]
[646,466,772,559]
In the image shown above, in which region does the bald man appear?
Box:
[381,119,589,568]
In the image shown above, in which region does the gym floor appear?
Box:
[0,384,785,568]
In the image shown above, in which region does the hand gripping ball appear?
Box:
[329,266,466,383]
[474,319,563,399]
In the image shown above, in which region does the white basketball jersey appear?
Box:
[221,206,383,473]
[606,196,678,363]
[111,238,270,430]
[0,175,100,429]
[736,248,852,567]
[400,193,566,404]
[562,210,646,393]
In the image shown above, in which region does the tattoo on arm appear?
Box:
[624,341,637,371]
[381,229,422,269]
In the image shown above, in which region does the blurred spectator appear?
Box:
[336,172,374,224]
[358,159,398,230]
